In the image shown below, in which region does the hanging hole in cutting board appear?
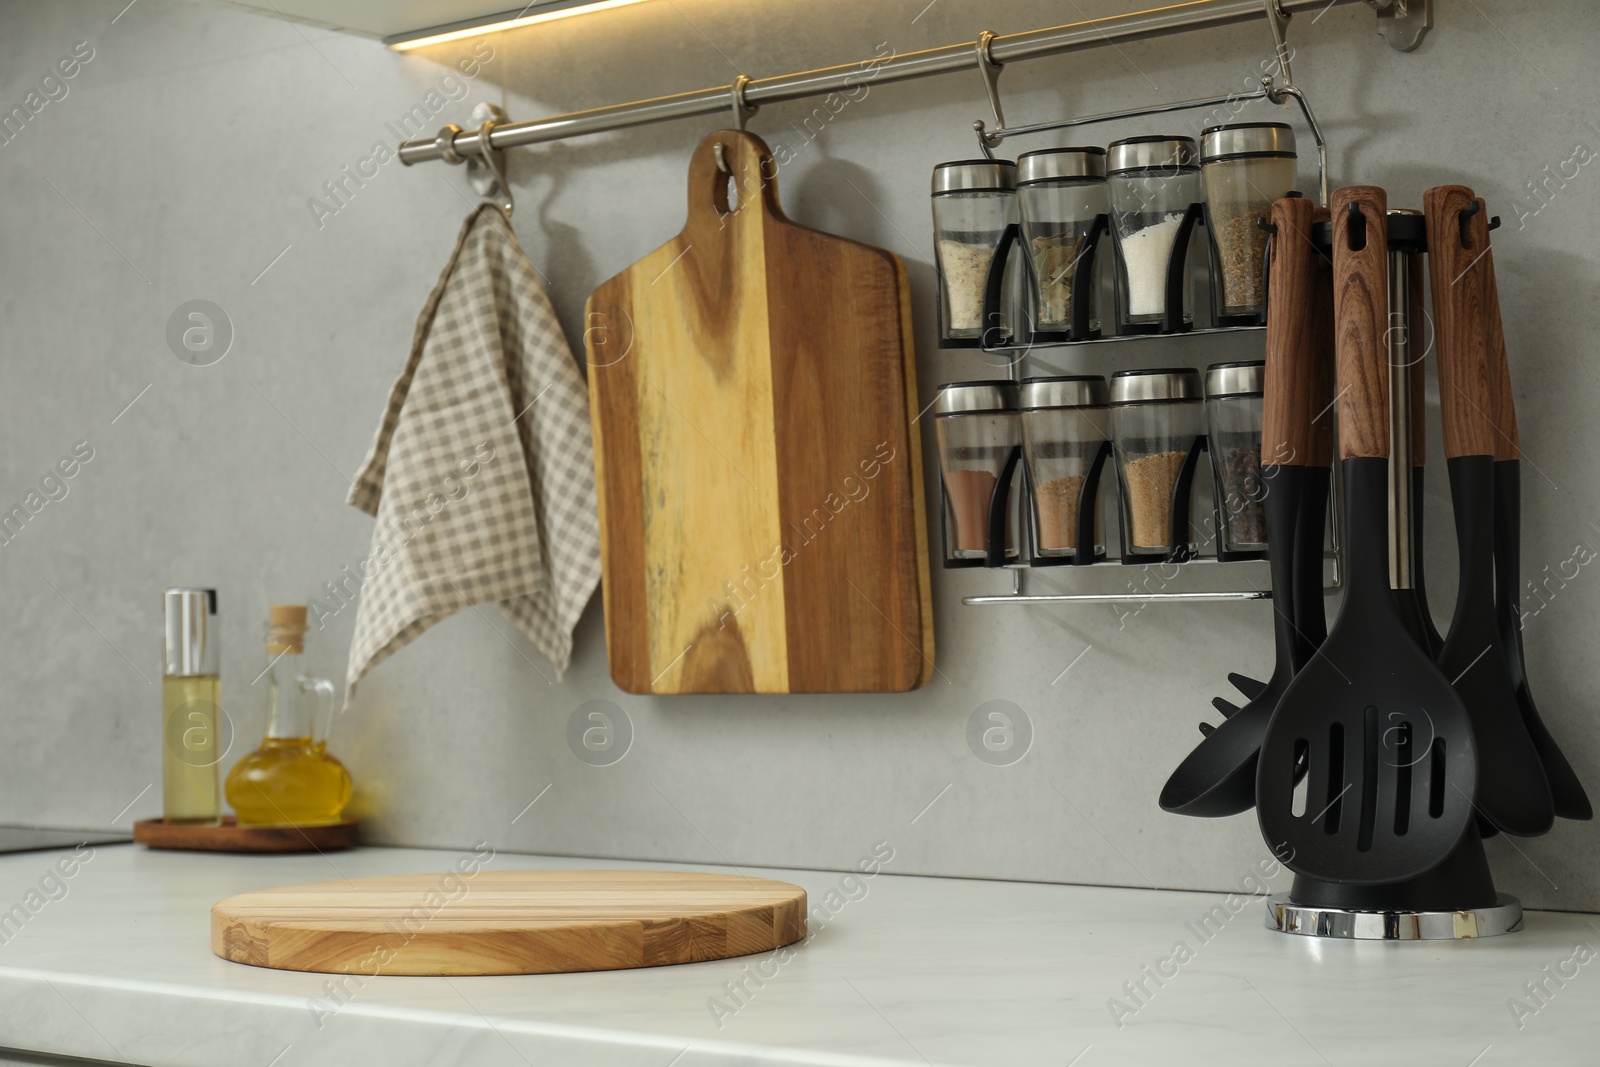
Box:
[712,140,740,216]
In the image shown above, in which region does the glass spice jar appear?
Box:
[1201,122,1297,319]
[1020,375,1110,559]
[1110,368,1203,557]
[1016,147,1108,336]
[934,380,1021,563]
[1204,361,1268,555]
[931,160,1018,343]
[1107,136,1200,329]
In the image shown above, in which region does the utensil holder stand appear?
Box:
[1261,205,1526,940]
[1266,827,1522,940]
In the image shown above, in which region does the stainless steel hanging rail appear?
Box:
[397,0,1370,166]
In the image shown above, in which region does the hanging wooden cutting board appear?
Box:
[585,130,933,694]
[212,869,807,976]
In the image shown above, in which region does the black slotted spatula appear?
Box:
[1425,185,1554,838]
[1257,187,1478,885]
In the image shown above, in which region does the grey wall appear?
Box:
[3,0,1598,909]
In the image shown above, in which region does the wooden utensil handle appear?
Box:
[1408,250,1428,465]
[1477,197,1522,461]
[1424,185,1496,459]
[1330,186,1390,460]
[1262,197,1328,466]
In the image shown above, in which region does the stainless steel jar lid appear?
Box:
[1017,147,1107,185]
[935,379,1020,415]
[1107,136,1199,174]
[164,587,219,678]
[1020,375,1109,410]
[932,159,1017,195]
[1204,360,1266,399]
[1200,121,1296,162]
[1109,368,1202,405]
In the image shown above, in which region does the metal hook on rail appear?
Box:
[716,74,758,174]
[971,30,1006,159]
[1262,0,1294,90]
[474,117,515,217]
[1253,2,1330,207]
[434,108,515,217]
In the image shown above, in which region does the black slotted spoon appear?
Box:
[1256,187,1478,885]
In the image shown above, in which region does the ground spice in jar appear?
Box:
[1218,444,1267,546]
[1123,450,1189,548]
[945,468,1000,552]
[1028,233,1087,326]
[938,239,998,332]
[1034,474,1087,550]
[1211,207,1270,311]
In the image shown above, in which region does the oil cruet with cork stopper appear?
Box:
[931,159,1018,345]
[225,605,352,827]
[1200,122,1297,321]
[934,381,1021,565]
[1107,136,1201,332]
[1109,369,1204,560]
[162,588,222,825]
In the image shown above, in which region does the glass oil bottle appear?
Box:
[162,588,223,824]
[225,605,352,827]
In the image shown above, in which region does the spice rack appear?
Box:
[947,13,1344,608]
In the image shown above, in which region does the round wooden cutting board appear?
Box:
[212,869,807,976]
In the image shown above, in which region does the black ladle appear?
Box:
[1426,185,1554,838]
[1161,198,1331,818]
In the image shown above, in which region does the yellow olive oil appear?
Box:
[162,674,222,824]
[228,737,352,827]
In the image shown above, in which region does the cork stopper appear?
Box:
[266,604,308,654]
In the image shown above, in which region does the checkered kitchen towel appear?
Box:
[345,203,599,695]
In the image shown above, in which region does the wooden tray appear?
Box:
[213,869,807,975]
[134,816,357,853]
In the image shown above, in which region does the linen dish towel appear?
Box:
[345,203,599,694]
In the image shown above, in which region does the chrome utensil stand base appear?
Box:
[1266,894,1523,940]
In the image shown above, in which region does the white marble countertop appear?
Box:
[1,842,1598,1066]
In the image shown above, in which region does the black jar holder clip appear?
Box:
[975,216,1112,346]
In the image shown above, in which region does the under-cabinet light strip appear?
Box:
[384,0,648,51]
